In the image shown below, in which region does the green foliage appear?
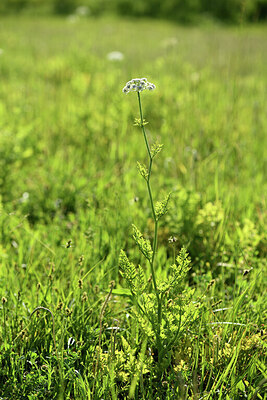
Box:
[160,0,201,22]
[1,0,267,21]
[151,142,163,159]
[119,250,149,300]
[0,0,27,13]
[137,161,149,181]
[116,0,267,22]
[119,246,200,370]
[0,17,266,399]
[119,250,137,294]
[132,224,153,262]
[134,117,148,127]
[155,192,171,221]
[53,0,77,15]
[164,247,192,293]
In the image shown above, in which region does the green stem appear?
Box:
[3,303,6,348]
[137,92,152,159]
[137,91,162,360]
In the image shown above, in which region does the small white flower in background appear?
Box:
[107,51,124,61]
[75,6,90,16]
[19,192,29,203]
[122,78,156,94]
[0,49,4,56]
[67,14,79,23]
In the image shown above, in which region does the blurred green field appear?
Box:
[0,16,266,399]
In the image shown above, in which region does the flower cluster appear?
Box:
[122,78,156,94]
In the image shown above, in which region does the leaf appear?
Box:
[164,247,191,294]
[110,288,132,297]
[121,336,131,353]
[137,162,149,181]
[134,118,149,127]
[151,142,163,158]
[119,250,137,294]
[132,224,153,262]
[136,264,146,294]
[236,380,245,392]
[155,193,171,220]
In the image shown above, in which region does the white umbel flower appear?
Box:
[122,78,156,94]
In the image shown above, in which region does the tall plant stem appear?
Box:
[137,91,162,357]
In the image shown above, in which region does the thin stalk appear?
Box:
[137,93,152,162]
[2,301,7,349]
[137,91,163,360]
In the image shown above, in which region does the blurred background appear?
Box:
[1,0,267,23]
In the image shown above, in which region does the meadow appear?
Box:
[0,15,266,399]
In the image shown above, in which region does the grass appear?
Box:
[0,15,266,399]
